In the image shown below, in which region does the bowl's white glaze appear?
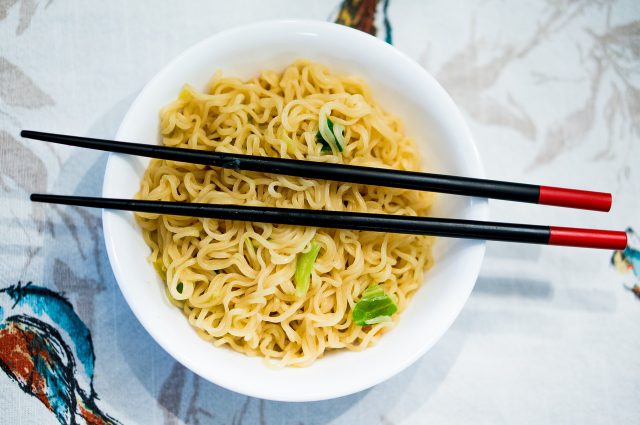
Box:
[102,20,488,402]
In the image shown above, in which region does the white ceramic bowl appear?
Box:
[103,20,488,402]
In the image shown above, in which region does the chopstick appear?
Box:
[21,130,612,212]
[30,194,627,250]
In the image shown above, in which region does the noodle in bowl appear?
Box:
[103,21,487,400]
[136,60,434,367]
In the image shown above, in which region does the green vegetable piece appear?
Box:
[316,130,332,152]
[316,117,344,153]
[245,236,257,259]
[154,257,184,294]
[332,123,345,152]
[352,284,398,326]
[294,240,322,297]
[153,257,166,277]
[364,315,392,325]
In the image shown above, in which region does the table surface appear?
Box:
[1,1,639,424]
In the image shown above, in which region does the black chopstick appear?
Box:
[30,194,627,250]
[21,130,612,212]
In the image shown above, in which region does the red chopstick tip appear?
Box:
[549,226,627,250]
[539,186,612,212]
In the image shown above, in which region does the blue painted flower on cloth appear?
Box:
[0,282,118,425]
[611,228,640,299]
[334,0,393,44]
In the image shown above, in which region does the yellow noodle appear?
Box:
[136,60,435,367]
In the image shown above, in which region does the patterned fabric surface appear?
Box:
[1,1,639,424]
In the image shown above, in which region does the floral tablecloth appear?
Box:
[1,1,639,424]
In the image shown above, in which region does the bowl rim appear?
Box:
[102,19,488,401]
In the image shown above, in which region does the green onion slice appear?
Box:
[245,236,256,259]
[352,284,398,326]
[153,257,166,276]
[332,122,345,150]
[316,117,344,153]
[294,240,322,297]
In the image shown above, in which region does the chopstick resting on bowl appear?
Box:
[30,194,627,250]
[21,130,612,212]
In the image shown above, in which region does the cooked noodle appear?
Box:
[136,60,434,367]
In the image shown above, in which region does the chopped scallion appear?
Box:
[294,240,322,297]
[245,236,256,260]
[332,123,345,150]
[153,257,166,276]
[178,85,194,101]
[316,117,344,153]
[352,284,398,326]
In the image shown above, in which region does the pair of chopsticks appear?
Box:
[23,130,627,250]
